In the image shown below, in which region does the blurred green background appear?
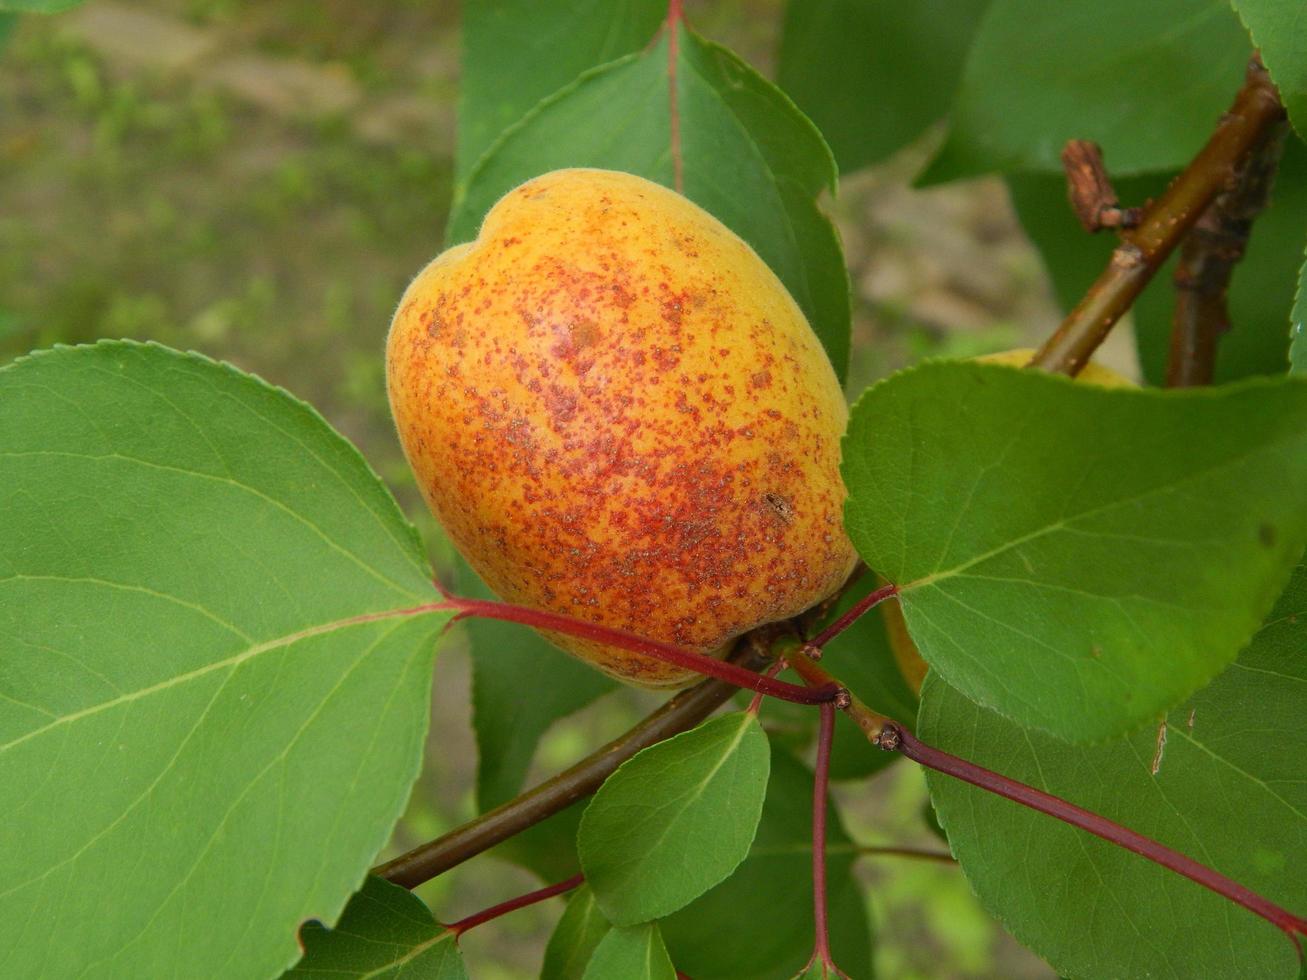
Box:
[0,1,1128,975]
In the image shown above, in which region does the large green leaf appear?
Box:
[447,23,851,381]
[582,923,676,980]
[1231,0,1307,138]
[579,711,770,925]
[0,342,448,978]
[843,361,1307,741]
[288,877,467,979]
[1132,137,1307,384]
[661,749,874,980]
[541,886,612,980]
[922,0,1250,182]
[456,0,664,179]
[776,0,990,173]
[458,557,616,811]
[919,561,1307,980]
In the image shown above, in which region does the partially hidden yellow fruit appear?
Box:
[976,348,1135,387]
[387,169,858,687]
[884,348,1137,695]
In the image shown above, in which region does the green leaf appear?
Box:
[0,0,86,11]
[1294,242,1307,375]
[288,877,467,979]
[447,23,851,381]
[661,749,874,980]
[922,0,1250,182]
[582,922,677,980]
[1132,137,1307,384]
[777,0,990,173]
[843,360,1307,741]
[0,13,15,45]
[1231,0,1307,138]
[458,556,616,810]
[579,711,770,924]
[918,561,1307,980]
[542,886,612,980]
[456,0,664,179]
[0,342,448,978]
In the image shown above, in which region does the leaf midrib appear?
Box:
[0,603,444,756]
[900,425,1303,593]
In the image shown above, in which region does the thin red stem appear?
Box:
[666,0,684,194]
[811,701,837,969]
[888,725,1307,947]
[808,583,898,650]
[438,594,839,705]
[746,657,788,714]
[447,872,584,937]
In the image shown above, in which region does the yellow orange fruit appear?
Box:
[387,169,857,687]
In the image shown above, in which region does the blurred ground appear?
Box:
[0,2,1126,976]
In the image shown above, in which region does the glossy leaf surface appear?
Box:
[843,361,1307,740]
[580,711,770,924]
[919,562,1307,979]
[0,342,447,978]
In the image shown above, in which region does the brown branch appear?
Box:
[1061,140,1142,233]
[1166,118,1288,386]
[373,634,777,888]
[1030,55,1286,377]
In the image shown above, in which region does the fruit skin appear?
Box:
[884,349,1135,693]
[387,169,857,687]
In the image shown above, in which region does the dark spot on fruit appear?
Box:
[1259,523,1276,547]
[763,492,795,525]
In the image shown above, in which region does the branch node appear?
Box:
[1061,140,1142,233]
[874,725,902,752]
[1031,53,1286,377]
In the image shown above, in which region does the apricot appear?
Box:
[884,348,1135,694]
[387,169,857,687]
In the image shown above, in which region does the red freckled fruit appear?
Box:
[386,168,857,687]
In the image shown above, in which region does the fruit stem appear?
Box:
[435,593,839,705]
[806,582,898,651]
[447,872,584,937]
